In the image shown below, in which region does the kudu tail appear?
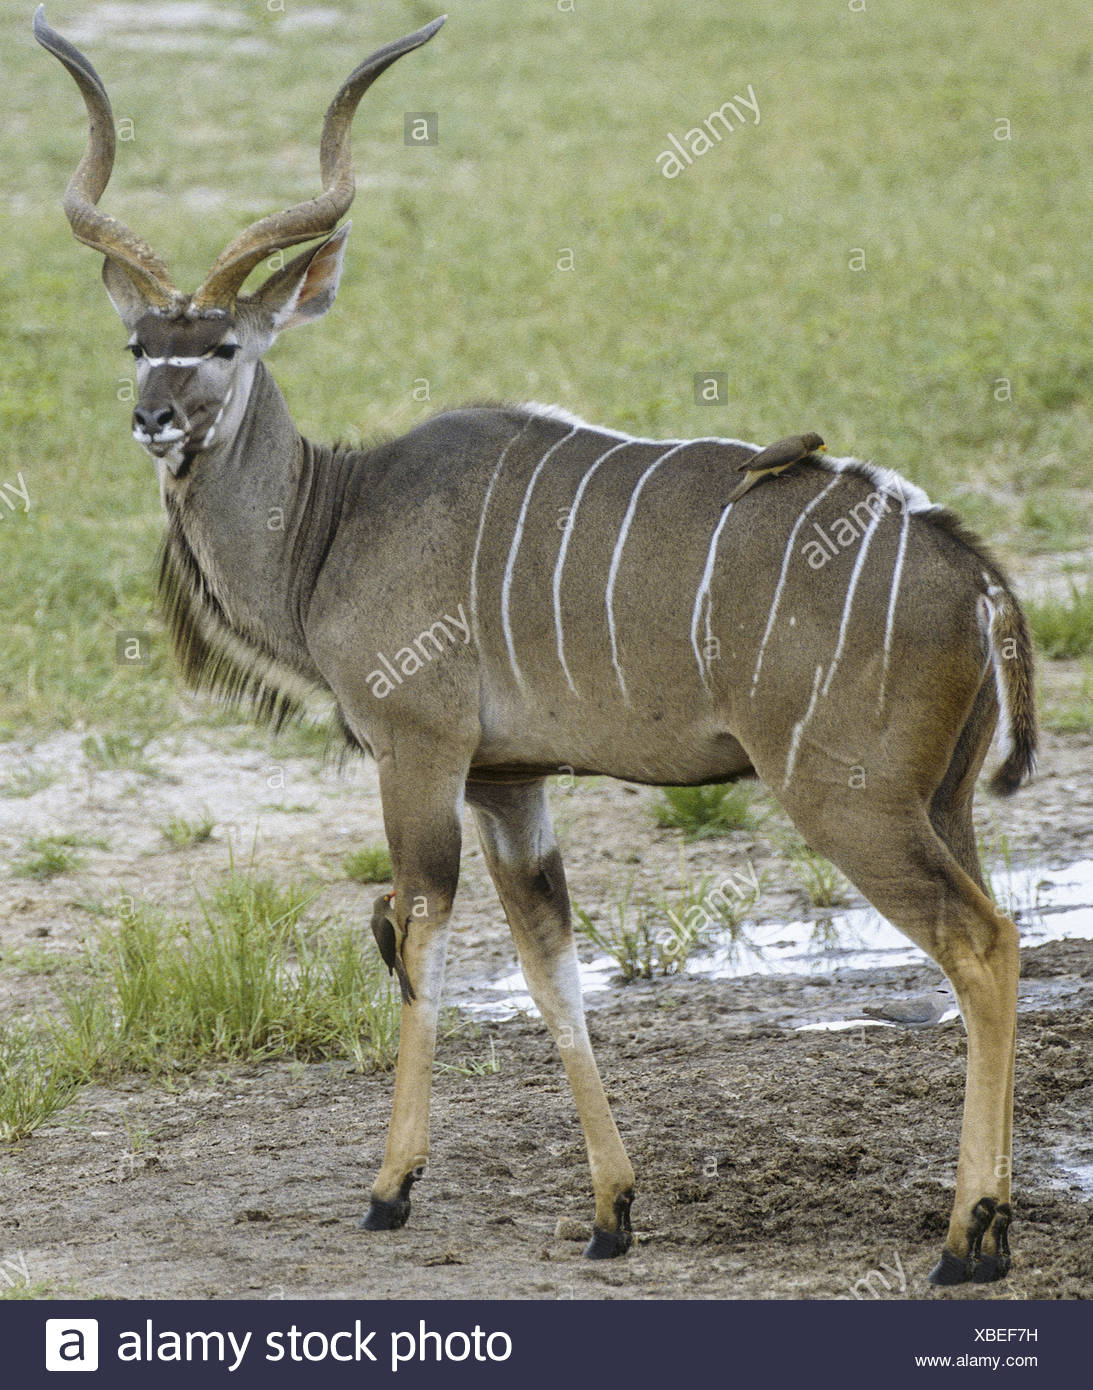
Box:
[980,577,1038,795]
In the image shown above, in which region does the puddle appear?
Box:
[458,958,617,1021]
[455,860,1093,1022]
[1054,1150,1093,1199]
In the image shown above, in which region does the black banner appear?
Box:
[1,1298,1079,1388]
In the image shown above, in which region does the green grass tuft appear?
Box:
[159,811,216,848]
[10,833,107,881]
[785,839,852,909]
[342,845,393,883]
[0,765,57,798]
[81,732,160,775]
[1027,583,1093,659]
[53,875,399,1078]
[651,784,758,839]
[0,872,401,1144]
[0,1021,82,1144]
[1041,660,1093,733]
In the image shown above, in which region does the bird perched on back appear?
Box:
[370,891,416,1003]
[726,432,826,503]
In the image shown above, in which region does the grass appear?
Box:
[81,732,159,776]
[0,869,400,1143]
[0,942,72,977]
[342,844,393,883]
[1042,659,1093,732]
[785,839,852,909]
[159,811,216,848]
[0,1020,82,1144]
[574,887,672,983]
[1018,494,1089,553]
[60,872,400,1075]
[0,764,56,798]
[2,0,1090,735]
[0,1280,62,1301]
[976,824,1041,921]
[10,832,107,880]
[651,783,758,839]
[574,863,762,981]
[436,1036,501,1077]
[659,860,762,933]
[1027,582,1093,659]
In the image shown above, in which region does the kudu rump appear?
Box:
[36,9,1037,1283]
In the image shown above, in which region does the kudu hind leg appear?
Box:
[774,797,1018,1284]
[360,755,464,1234]
[467,780,636,1257]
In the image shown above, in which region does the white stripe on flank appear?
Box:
[749,474,843,698]
[876,501,912,718]
[784,663,825,788]
[689,503,735,690]
[501,425,581,687]
[820,503,885,698]
[605,440,704,702]
[469,421,533,651]
[816,454,935,514]
[521,402,636,439]
[553,439,637,694]
[520,402,758,452]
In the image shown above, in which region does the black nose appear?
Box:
[133,404,175,435]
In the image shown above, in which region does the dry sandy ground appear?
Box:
[0,706,1090,1301]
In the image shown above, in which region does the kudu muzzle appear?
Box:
[132,401,183,451]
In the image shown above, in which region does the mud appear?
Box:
[0,937,1088,1300]
[2,712,1092,1299]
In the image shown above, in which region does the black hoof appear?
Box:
[358,1168,421,1232]
[359,1194,411,1231]
[583,1225,632,1259]
[973,1202,1012,1283]
[582,1191,634,1260]
[927,1248,974,1286]
[928,1198,1013,1286]
[972,1251,1011,1283]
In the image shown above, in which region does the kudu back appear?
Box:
[35,8,1036,1283]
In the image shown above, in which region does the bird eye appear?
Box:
[128,343,145,359]
[212,343,240,360]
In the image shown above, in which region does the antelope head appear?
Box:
[33,6,444,479]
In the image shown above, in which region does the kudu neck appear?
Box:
[166,362,340,684]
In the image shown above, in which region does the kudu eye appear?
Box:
[212,343,240,360]
[127,343,145,359]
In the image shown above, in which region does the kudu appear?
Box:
[36,8,1037,1283]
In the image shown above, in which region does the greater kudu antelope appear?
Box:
[36,8,1037,1283]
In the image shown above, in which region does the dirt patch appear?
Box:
[0,940,1089,1301]
[1,711,1091,1300]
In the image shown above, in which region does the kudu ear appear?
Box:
[102,256,155,329]
[249,223,352,334]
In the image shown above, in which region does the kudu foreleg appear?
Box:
[360,753,464,1234]
[467,780,636,1257]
